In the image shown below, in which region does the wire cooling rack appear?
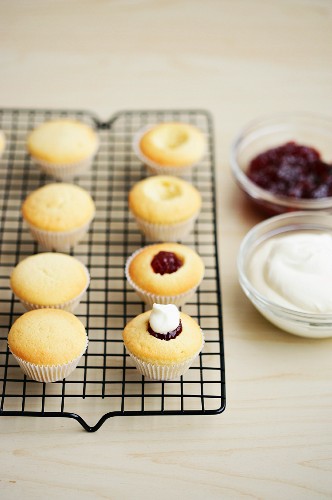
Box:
[0,108,225,432]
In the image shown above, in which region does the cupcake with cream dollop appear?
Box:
[122,303,204,380]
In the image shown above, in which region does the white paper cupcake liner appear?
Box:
[9,339,89,383]
[12,265,90,313]
[131,212,198,242]
[31,138,99,180]
[125,247,202,307]
[25,217,94,252]
[133,125,204,177]
[125,334,204,381]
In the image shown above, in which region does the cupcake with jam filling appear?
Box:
[122,303,204,380]
[125,242,205,307]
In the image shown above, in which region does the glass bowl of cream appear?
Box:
[237,211,332,338]
[230,112,332,216]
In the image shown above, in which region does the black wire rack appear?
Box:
[0,108,225,432]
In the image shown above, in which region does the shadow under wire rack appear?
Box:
[0,108,225,432]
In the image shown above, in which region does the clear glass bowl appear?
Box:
[230,112,332,215]
[237,211,332,338]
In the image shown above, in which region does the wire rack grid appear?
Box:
[0,108,225,432]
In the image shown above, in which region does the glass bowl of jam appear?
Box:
[237,211,332,339]
[230,113,332,215]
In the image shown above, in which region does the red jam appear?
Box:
[247,141,332,199]
[151,251,183,275]
[148,320,182,341]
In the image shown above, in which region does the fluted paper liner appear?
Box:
[125,333,204,381]
[125,247,203,307]
[9,339,89,383]
[25,218,94,252]
[131,213,198,243]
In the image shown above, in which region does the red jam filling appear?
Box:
[247,141,332,199]
[151,251,183,275]
[148,320,182,341]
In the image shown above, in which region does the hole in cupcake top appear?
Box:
[151,251,183,275]
[145,179,182,201]
[162,130,188,149]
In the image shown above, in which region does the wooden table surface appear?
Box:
[0,1,332,498]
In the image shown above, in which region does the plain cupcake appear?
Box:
[8,308,88,383]
[27,118,99,179]
[133,122,206,176]
[123,303,204,380]
[22,182,95,251]
[0,130,5,158]
[10,252,90,312]
[126,242,205,306]
[128,175,201,241]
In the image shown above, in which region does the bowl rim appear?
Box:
[230,111,332,210]
[237,210,332,323]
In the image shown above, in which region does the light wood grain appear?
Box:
[0,0,332,498]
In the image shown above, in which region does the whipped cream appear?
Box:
[248,231,332,313]
[149,303,180,334]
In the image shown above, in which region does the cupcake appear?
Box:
[10,252,90,312]
[126,242,205,306]
[123,303,204,380]
[22,182,95,251]
[133,122,206,176]
[27,118,99,179]
[0,130,5,158]
[8,309,88,383]
[128,175,201,241]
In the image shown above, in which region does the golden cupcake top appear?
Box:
[27,119,99,164]
[123,306,203,365]
[127,243,204,296]
[139,122,206,167]
[129,175,201,224]
[10,253,89,306]
[22,182,96,231]
[8,309,88,365]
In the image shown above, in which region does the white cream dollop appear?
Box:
[149,303,180,334]
[248,232,332,314]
